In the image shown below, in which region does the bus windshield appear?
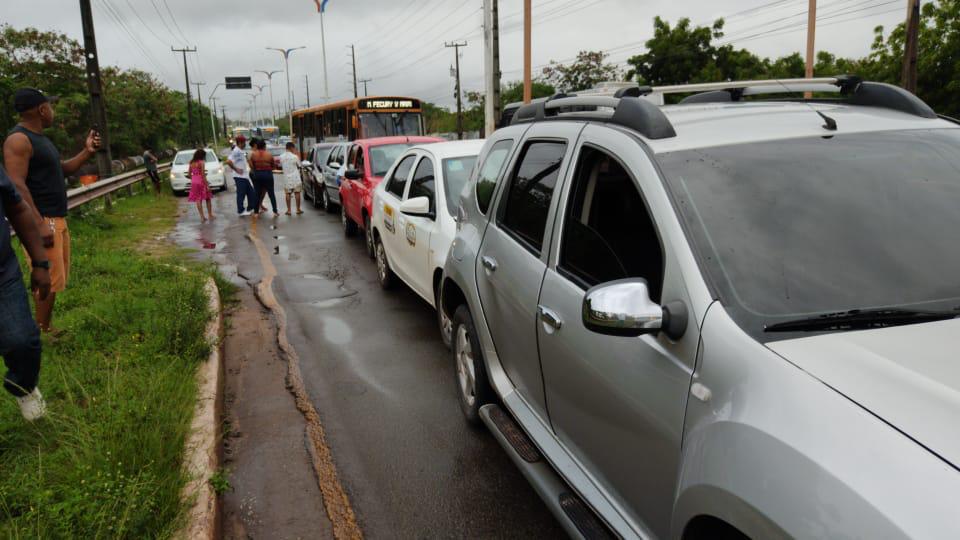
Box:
[359,112,423,138]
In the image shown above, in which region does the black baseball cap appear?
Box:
[14,88,58,113]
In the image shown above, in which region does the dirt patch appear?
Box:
[220,286,334,539]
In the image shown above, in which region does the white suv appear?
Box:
[370,139,484,346]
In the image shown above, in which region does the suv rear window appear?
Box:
[475,140,513,214]
[497,141,566,254]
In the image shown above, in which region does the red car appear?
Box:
[339,136,443,257]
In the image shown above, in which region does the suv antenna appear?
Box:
[773,78,838,132]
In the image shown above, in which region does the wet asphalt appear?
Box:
[174,188,564,539]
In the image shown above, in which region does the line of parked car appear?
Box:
[299,77,960,540]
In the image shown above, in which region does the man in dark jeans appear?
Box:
[0,165,52,421]
[143,147,161,196]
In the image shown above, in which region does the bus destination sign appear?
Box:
[360,98,419,110]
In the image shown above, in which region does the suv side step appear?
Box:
[480,404,617,540]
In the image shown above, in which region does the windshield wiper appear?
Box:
[764,307,959,333]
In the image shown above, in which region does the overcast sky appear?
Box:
[4,0,904,122]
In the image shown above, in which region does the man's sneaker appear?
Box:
[16,388,46,421]
[240,210,254,216]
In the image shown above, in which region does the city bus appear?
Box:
[292,96,424,154]
[231,126,252,143]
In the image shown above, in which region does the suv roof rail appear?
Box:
[510,94,677,139]
[656,75,935,119]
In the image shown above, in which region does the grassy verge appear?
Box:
[0,191,228,538]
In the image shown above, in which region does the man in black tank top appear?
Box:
[3,88,100,333]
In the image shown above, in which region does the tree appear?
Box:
[501,80,556,104]
[626,17,722,85]
[541,50,621,92]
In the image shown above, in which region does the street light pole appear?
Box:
[255,70,281,122]
[267,46,306,138]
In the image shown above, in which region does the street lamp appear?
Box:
[248,92,262,128]
[266,46,306,137]
[255,70,281,122]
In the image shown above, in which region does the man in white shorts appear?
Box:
[280,142,303,216]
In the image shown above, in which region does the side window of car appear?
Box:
[558,146,664,302]
[386,155,416,198]
[347,145,360,170]
[327,146,340,167]
[475,139,513,215]
[355,147,365,172]
[408,157,436,212]
[497,140,567,254]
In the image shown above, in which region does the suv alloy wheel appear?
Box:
[452,305,492,424]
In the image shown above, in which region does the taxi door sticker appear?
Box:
[405,222,416,246]
[384,204,395,233]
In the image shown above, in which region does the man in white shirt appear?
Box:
[226,135,255,216]
[280,142,303,215]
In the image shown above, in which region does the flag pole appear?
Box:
[321,6,330,102]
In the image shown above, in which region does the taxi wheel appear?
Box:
[364,216,375,260]
[436,283,453,350]
[375,238,395,290]
[452,305,493,425]
[342,205,357,237]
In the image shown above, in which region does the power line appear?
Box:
[161,0,191,44]
[363,0,477,72]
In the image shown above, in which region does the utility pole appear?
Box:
[902,0,920,93]
[305,75,311,106]
[255,70,281,122]
[192,81,206,146]
[358,78,372,97]
[523,0,532,103]
[209,96,219,148]
[483,0,502,135]
[79,0,113,178]
[350,45,359,98]
[172,46,198,144]
[446,41,467,140]
[221,105,227,138]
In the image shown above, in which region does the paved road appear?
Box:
[175,189,564,538]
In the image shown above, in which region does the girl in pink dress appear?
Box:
[188,148,214,222]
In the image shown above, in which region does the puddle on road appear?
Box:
[310,297,354,309]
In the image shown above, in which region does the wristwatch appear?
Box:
[32,260,50,270]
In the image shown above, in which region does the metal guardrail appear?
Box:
[66,163,171,210]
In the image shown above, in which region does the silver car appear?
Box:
[440,77,960,539]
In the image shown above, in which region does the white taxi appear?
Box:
[371,140,483,346]
[169,148,226,195]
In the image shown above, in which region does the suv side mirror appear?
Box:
[399,196,434,219]
[300,160,312,167]
[582,278,687,340]
[344,169,362,180]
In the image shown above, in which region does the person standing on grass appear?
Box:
[3,88,100,335]
[142,146,161,196]
[188,149,215,222]
[0,166,51,421]
[226,135,255,216]
[250,140,278,217]
[280,142,303,215]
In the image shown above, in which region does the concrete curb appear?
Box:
[177,278,223,540]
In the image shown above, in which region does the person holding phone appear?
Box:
[2,88,100,334]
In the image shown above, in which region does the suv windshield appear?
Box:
[658,129,960,341]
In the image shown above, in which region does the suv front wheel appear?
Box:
[452,305,493,425]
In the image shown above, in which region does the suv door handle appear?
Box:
[481,256,498,272]
[538,305,562,330]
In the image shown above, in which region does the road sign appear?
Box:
[225,76,252,89]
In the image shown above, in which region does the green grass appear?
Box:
[0,191,225,538]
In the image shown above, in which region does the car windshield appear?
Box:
[441,155,478,216]
[369,143,413,177]
[657,129,960,341]
[359,112,423,138]
[174,151,218,165]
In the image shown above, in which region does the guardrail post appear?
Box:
[104,193,112,211]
